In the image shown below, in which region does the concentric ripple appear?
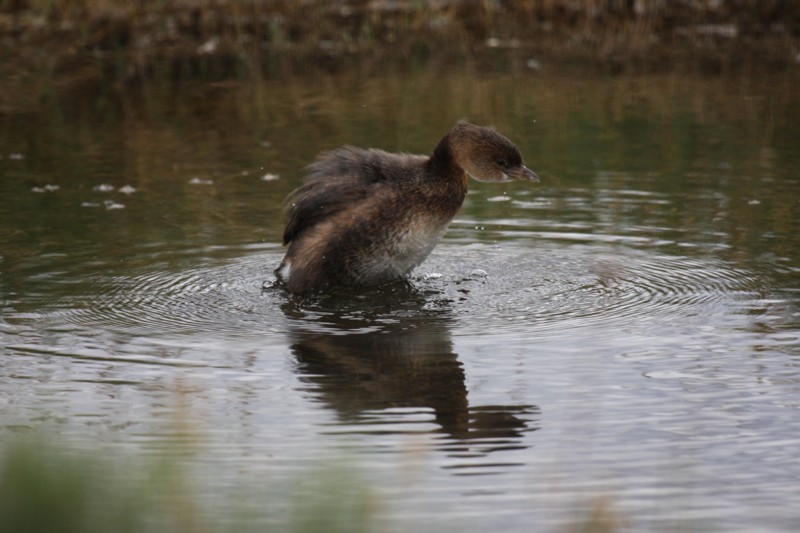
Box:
[27,246,290,338]
[418,243,764,338]
[5,241,765,344]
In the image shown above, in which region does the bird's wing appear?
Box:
[282,147,420,245]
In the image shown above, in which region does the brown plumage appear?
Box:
[276,122,539,295]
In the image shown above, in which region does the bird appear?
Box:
[275,122,539,295]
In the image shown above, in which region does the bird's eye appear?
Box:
[495,158,508,168]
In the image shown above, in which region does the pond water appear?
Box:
[1,64,799,531]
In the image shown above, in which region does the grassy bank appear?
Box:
[1,0,798,84]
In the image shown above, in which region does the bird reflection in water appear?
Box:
[281,285,539,459]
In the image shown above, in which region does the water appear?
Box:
[1,65,799,531]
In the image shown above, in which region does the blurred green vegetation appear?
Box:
[0,435,624,533]
[0,439,159,533]
[0,436,380,533]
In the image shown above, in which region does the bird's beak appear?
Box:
[512,165,540,183]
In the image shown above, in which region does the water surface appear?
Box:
[1,66,799,531]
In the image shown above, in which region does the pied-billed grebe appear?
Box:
[276,122,539,295]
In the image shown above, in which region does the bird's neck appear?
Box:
[424,134,468,214]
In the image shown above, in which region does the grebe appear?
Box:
[276,122,539,295]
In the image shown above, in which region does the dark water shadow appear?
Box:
[280,284,540,460]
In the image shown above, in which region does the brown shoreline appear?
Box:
[1,0,798,86]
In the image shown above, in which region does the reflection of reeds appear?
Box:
[2,1,798,81]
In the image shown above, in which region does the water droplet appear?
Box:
[93,184,115,192]
[470,269,488,279]
[261,173,280,182]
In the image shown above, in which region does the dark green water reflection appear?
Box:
[2,68,798,275]
[1,65,799,531]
